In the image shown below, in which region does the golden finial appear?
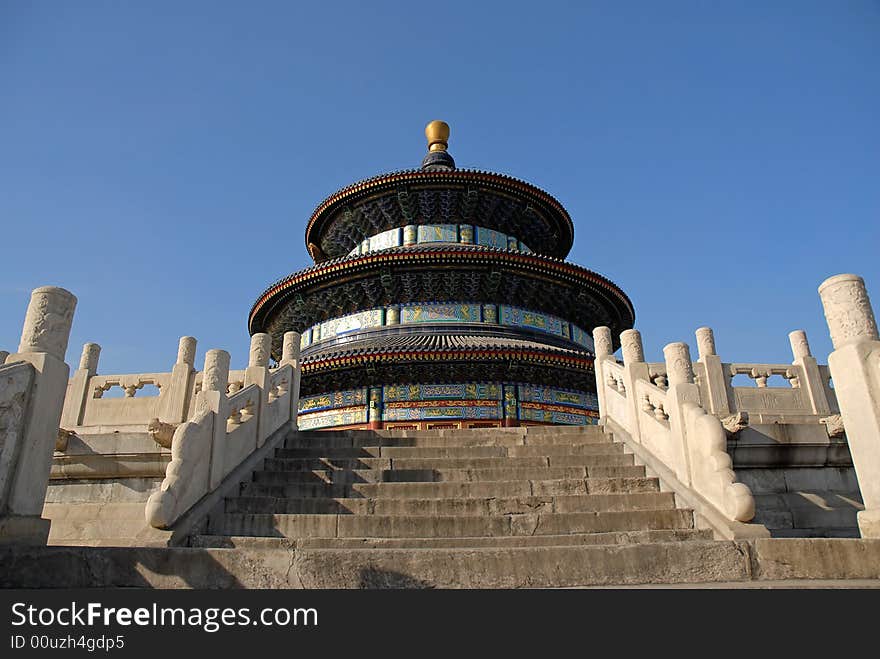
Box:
[425,120,450,153]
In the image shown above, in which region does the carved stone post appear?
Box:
[281,331,302,429]
[202,349,230,395]
[819,273,880,537]
[620,329,649,439]
[60,342,101,428]
[592,326,613,425]
[620,329,644,365]
[693,327,730,415]
[0,351,9,365]
[244,333,272,448]
[164,336,197,423]
[662,342,699,484]
[1,286,76,545]
[201,349,230,490]
[788,330,831,415]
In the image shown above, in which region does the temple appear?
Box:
[248,121,635,431]
[3,122,879,589]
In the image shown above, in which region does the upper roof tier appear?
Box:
[304,121,575,262]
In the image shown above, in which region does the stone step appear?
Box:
[284,429,612,449]
[239,476,661,500]
[260,454,635,472]
[211,508,694,538]
[224,492,677,516]
[251,465,647,485]
[273,443,625,459]
[192,527,714,550]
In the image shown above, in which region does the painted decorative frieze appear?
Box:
[500,306,563,336]
[297,406,368,430]
[383,383,502,401]
[298,387,368,413]
[384,401,502,421]
[519,405,595,426]
[317,309,383,339]
[476,226,508,250]
[401,303,481,324]
[517,385,598,409]
[418,224,458,244]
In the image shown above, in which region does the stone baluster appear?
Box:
[620,329,644,365]
[200,349,231,489]
[819,273,880,538]
[662,342,699,484]
[165,336,197,423]
[788,330,831,415]
[620,329,650,439]
[202,349,230,395]
[281,331,302,429]
[1,286,77,545]
[693,327,730,415]
[60,342,101,428]
[592,326,613,425]
[244,333,272,448]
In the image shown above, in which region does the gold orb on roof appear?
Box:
[425,120,450,152]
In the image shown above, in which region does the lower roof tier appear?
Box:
[250,245,634,358]
[299,331,596,396]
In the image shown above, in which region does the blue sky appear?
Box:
[1,2,878,373]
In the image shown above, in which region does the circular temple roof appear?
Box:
[249,244,635,358]
[304,169,576,261]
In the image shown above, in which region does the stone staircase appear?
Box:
[194,425,713,552]
[6,424,880,588]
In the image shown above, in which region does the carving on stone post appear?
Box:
[282,332,301,365]
[620,329,644,365]
[61,341,102,428]
[248,333,271,369]
[695,327,716,360]
[692,326,730,415]
[788,330,811,361]
[783,328,831,415]
[281,331,302,430]
[18,287,77,359]
[593,326,613,359]
[163,336,198,424]
[202,349,231,395]
[177,336,197,367]
[592,326,614,425]
[819,274,879,349]
[2,286,76,544]
[819,273,880,538]
[78,343,100,374]
[663,342,694,386]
